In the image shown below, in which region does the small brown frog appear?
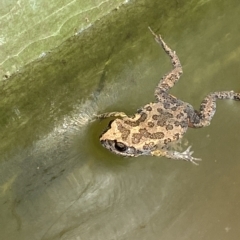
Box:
[97,28,240,164]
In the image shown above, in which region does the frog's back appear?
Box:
[108,100,190,150]
[137,101,189,145]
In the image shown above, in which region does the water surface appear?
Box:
[1,0,240,239]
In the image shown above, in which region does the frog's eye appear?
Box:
[115,142,127,152]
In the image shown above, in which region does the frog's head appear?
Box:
[99,118,155,157]
[100,138,140,157]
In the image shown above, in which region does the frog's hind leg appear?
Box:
[148,27,183,100]
[189,91,240,128]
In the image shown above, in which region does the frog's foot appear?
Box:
[151,146,201,165]
[175,146,202,165]
[94,111,128,120]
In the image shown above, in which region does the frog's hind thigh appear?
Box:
[148,27,183,99]
[190,91,240,128]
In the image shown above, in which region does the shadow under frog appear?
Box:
[96,27,240,165]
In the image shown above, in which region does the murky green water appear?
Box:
[1,0,240,239]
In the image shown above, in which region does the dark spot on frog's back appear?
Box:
[132,133,142,144]
[146,106,152,111]
[122,129,130,140]
[157,108,173,118]
[117,122,126,132]
[174,121,180,127]
[166,112,174,118]
[164,138,172,144]
[150,132,165,139]
[173,133,180,140]
[166,124,173,130]
[148,122,155,128]
[176,113,184,119]
[157,108,164,114]
[152,114,162,121]
[143,142,156,150]
[143,144,149,150]
[164,103,171,109]
[139,128,151,138]
[157,120,166,127]
[138,112,148,122]
[124,112,147,127]
[124,120,138,127]
[117,122,130,140]
[174,120,188,128]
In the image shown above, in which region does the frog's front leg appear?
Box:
[189,91,240,128]
[148,27,183,99]
[151,146,201,165]
[95,111,128,120]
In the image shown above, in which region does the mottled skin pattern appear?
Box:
[98,27,240,165]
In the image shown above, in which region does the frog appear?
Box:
[97,27,240,165]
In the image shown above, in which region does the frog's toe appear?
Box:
[182,146,202,165]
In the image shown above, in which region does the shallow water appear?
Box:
[1,0,240,239]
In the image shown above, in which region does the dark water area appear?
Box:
[1,0,240,239]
